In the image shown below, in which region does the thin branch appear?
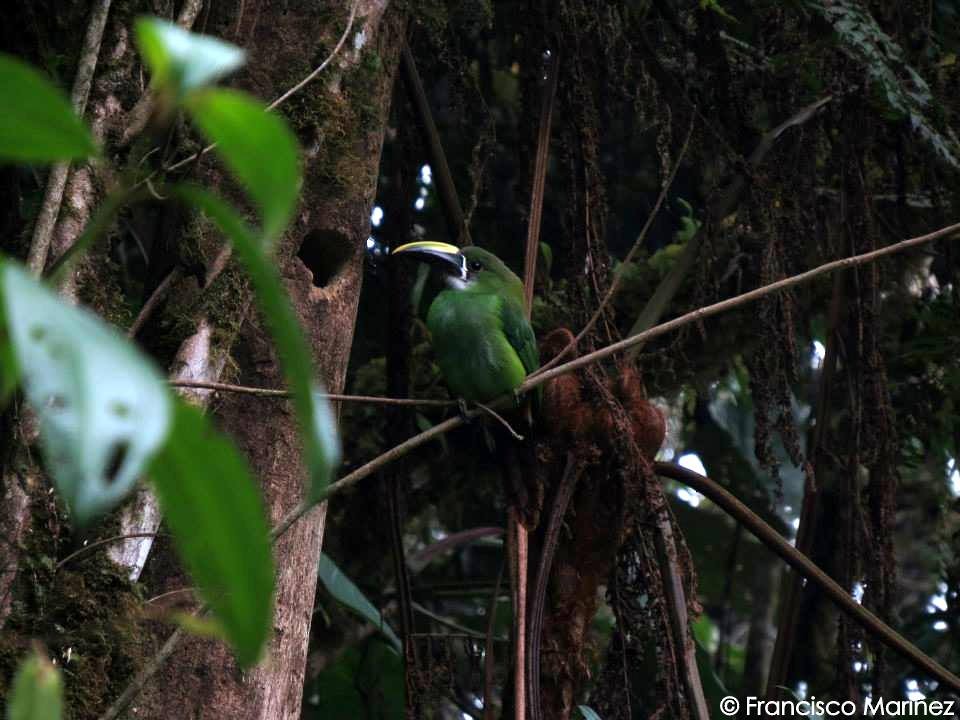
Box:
[55,532,160,570]
[408,527,504,569]
[145,587,196,605]
[167,379,454,406]
[533,118,694,376]
[412,602,505,641]
[656,462,960,693]
[522,50,559,314]
[475,402,524,440]
[100,627,185,720]
[400,41,471,245]
[528,454,579,720]
[265,2,358,111]
[128,268,184,337]
[528,220,960,391]
[27,0,114,274]
[653,503,710,720]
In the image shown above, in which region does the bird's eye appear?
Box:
[468,260,483,272]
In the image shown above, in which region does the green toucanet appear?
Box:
[391,241,539,403]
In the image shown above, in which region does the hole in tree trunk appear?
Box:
[297,229,354,287]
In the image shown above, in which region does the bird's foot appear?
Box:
[512,388,525,408]
[457,398,471,422]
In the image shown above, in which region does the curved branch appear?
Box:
[655,462,960,693]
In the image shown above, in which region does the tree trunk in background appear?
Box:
[0,1,403,718]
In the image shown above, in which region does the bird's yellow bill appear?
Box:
[391,241,461,256]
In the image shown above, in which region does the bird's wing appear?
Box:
[499,296,540,375]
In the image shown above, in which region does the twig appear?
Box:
[653,501,710,720]
[159,1,358,177]
[128,268,184,337]
[55,532,160,570]
[475,402,524,440]
[265,2,358,111]
[412,602,505,641]
[656,462,960,693]
[26,0,114,275]
[99,627,185,720]
[145,587,196,605]
[528,454,579,720]
[408,527,504,569]
[400,41,470,245]
[166,379,454,406]
[533,118,694,377]
[522,50,559,313]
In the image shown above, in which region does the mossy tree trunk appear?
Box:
[0,1,403,718]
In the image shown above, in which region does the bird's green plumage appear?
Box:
[423,247,539,403]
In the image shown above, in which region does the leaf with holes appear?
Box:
[185,89,300,241]
[0,261,171,526]
[0,54,97,163]
[6,649,64,720]
[318,553,401,651]
[135,17,245,96]
[173,186,340,501]
[149,401,274,667]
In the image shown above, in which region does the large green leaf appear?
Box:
[5,650,63,720]
[0,54,97,163]
[318,553,401,651]
[0,261,171,526]
[185,89,300,241]
[149,401,274,667]
[173,186,340,500]
[134,17,245,95]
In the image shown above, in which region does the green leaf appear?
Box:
[149,401,274,667]
[0,309,19,408]
[0,261,172,526]
[578,706,602,720]
[318,553,401,651]
[185,89,300,240]
[135,17,245,95]
[172,186,340,501]
[6,649,63,720]
[0,54,97,163]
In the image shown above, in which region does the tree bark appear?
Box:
[0,1,403,718]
